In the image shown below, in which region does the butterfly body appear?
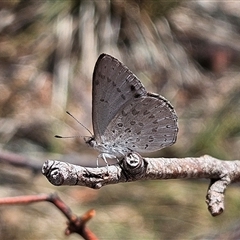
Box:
[86,54,178,162]
[86,136,131,159]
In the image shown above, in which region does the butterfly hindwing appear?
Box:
[103,93,178,152]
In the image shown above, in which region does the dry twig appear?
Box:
[42,153,240,217]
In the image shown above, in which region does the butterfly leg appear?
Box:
[96,155,100,168]
[96,153,109,168]
[97,153,120,172]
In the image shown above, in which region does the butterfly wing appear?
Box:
[103,93,178,153]
[92,54,147,141]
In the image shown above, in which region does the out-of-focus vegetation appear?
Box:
[0,0,240,239]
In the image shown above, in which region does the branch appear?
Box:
[0,150,42,173]
[0,194,98,240]
[42,153,240,217]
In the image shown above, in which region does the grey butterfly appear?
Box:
[86,54,178,163]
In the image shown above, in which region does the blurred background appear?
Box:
[0,0,240,239]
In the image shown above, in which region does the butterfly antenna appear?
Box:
[66,111,93,136]
[55,135,84,139]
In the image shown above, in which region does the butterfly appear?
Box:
[85,54,178,164]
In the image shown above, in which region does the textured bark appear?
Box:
[42,153,240,216]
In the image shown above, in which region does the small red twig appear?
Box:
[0,193,98,240]
[0,194,49,205]
[47,194,98,240]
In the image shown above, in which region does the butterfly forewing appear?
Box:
[92,54,147,140]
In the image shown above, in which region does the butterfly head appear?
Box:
[84,136,97,148]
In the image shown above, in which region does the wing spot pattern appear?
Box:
[149,136,154,142]
[99,73,105,80]
[132,109,140,115]
[134,93,141,98]
[117,123,123,127]
[130,85,136,91]
[130,121,136,125]
[152,127,158,132]
[121,94,126,100]
[125,128,131,133]
[145,144,149,149]
[143,110,150,115]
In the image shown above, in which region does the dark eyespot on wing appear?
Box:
[125,128,131,133]
[143,110,150,115]
[134,93,141,98]
[130,85,136,91]
[121,94,126,100]
[132,109,140,115]
[152,127,157,132]
[148,136,154,142]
